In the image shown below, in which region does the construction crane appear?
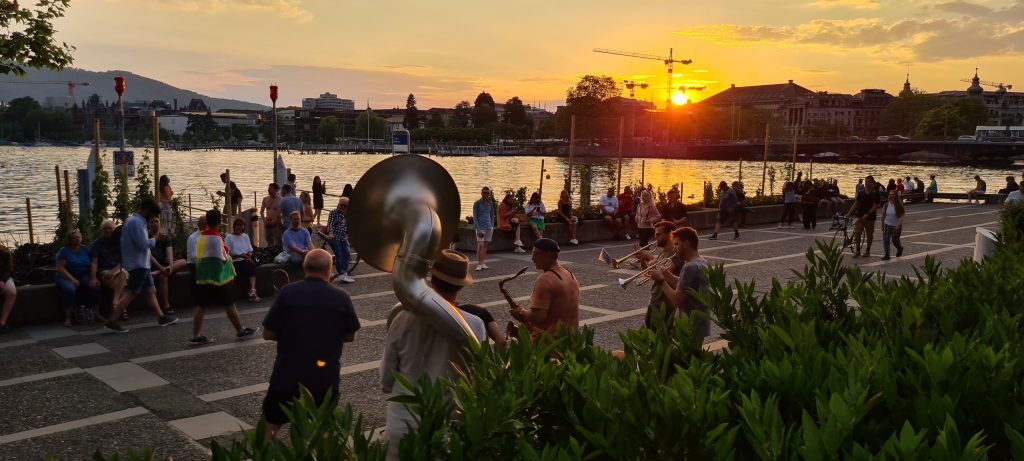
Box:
[960,76,1013,91]
[622,80,649,99]
[594,48,692,109]
[675,85,705,105]
[1,80,92,108]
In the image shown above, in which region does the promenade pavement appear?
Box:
[0,202,1001,460]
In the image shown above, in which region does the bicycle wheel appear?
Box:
[348,251,360,274]
[832,227,851,254]
[310,231,327,251]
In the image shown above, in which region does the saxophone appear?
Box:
[500,266,530,339]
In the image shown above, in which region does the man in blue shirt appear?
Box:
[279,184,303,225]
[275,211,313,265]
[106,199,178,333]
[472,187,493,271]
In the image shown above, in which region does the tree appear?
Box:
[186,111,217,141]
[318,116,340,143]
[452,101,472,128]
[90,150,111,233]
[566,75,620,106]
[504,97,528,126]
[112,169,131,222]
[557,75,622,138]
[355,110,387,139]
[403,93,420,129]
[0,0,75,76]
[879,92,943,136]
[130,152,154,212]
[472,92,498,128]
[914,99,989,138]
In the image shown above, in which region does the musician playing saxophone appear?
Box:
[648,227,711,338]
[634,221,682,329]
[509,238,580,339]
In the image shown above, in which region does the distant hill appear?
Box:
[0,68,269,111]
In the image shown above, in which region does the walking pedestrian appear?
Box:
[881,190,906,260]
[525,192,546,242]
[497,193,525,253]
[778,181,797,229]
[557,189,579,245]
[709,181,739,240]
[635,189,661,246]
[850,176,884,258]
[800,180,819,230]
[0,246,15,334]
[226,217,261,303]
[326,197,355,283]
[261,183,283,247]
[312,176,326,225]
[381,250,485,460]
[473,187,494,270]
[261,249,360,438]
[106,199,178,333]
[190,209,259,345]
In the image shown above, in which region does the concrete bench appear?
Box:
[7,263,304,326]
[454,201,852,252]
[930,192,1008,204]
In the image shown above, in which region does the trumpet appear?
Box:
[617,257,673,289]
[598,242,656,269]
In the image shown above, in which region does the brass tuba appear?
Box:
[347,155,479,345]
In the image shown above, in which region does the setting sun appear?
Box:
[671,92,688,105]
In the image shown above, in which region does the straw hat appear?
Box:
[431,250,474,287]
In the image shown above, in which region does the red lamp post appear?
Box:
[270,84,279,183]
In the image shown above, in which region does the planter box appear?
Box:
[7,263,305,326]
[454,200,852,252]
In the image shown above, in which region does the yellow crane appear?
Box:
[594,48,692,109]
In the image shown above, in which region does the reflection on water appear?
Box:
[0,146,1017,241]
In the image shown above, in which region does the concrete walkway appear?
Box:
[0,202,999,460]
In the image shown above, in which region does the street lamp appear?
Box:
[270,84,278,184]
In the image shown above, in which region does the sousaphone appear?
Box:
[347,155,479,345]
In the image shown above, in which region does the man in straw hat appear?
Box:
[509,238,580,339]
[381,249,486,461]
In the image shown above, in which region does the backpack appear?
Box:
[74,305,94,325]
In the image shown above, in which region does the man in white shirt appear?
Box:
[599,187,623,239]
[1006,189,1024,205]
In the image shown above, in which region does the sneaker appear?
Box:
[157,315,178,327]
[513,240,523,247]
[248,289,262,303]
[189,335,213,346]
[475,265,484,272]
[569,239,579,245]
[625,234,631,240]
[896,248,904,257]
[708,234,718,240]
[480,264,490,270]
[163,308,176,316]
[881,255,891,261]
[338,274,355,283]
[734,232,740,240]
[105,322,129,334]
[237,327,261,339]
[514,246,526,253]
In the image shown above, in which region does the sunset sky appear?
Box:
[55,0,1024,109]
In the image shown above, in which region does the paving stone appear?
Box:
[168,411,252,440]
[52,342,109,359]
[0,343,73,381]
[85,362,170,392]
[0,373,132,435]
[129,385,220,421]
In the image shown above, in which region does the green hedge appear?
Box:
[91,206,1024,460]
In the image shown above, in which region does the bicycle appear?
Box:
[831,215,856,255]
[310,226,361,275]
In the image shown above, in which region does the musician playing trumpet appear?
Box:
[633,221,682,329]
[649,227,711,337]
[508,238,580,339]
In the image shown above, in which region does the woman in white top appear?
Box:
[525,192,546,241]
[635,189,662,247]
[880,190,906,261]
[226,218,260,302]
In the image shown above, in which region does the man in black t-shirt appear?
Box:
[261,249,360,439]
[849,176,884,257]
[661,189,688,226]
[460,304,505,347]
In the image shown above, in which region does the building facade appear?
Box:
[301,92,355,112]
[930,72,1024,126]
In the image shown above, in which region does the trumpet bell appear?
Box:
[597,248,611,265]
[348,155,461,272]
[617,277,629,289]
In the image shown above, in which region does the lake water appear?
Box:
[0,146,1017,244]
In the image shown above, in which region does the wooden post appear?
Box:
[641,159,646,188]
[567,115,575,194]
[538,159,545,196]
[188,194,193,224]
[152,111,160,184]
[254,191,258,210]
[761,123,770,196]
[809,154,814,181]
[224,169,232,230]
[94,119,101,165]
[63,169,72,227]
[25,198,34,244]
[616,116,624,194]
[54,165,63,230]
[791,130,798,181]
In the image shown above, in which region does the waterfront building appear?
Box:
[698,80,893,137]
[929,71,1024,126]
[301,92,355,112]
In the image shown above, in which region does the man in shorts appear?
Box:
[261,183,283,247]
[262,249,360,439]
[189,208,259,345]
[106,199,177,333]
[472,187,493,271]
